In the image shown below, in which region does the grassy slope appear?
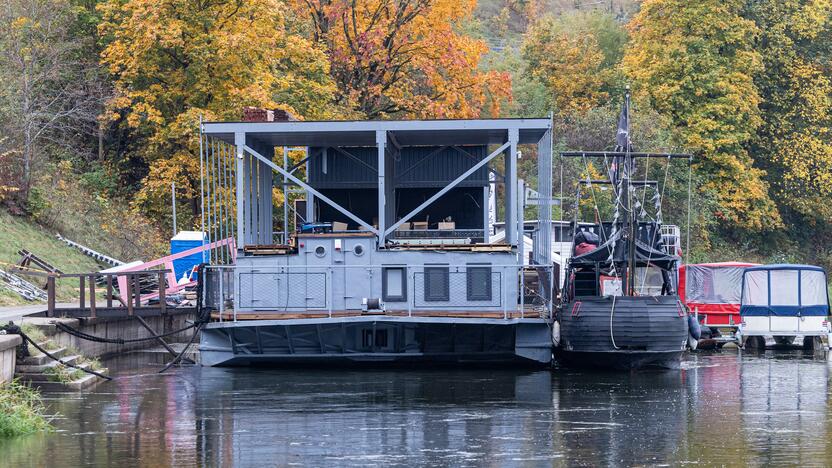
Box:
[0,210,103,306]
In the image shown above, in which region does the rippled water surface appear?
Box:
[3,350,832,466]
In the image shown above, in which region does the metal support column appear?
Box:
[505,128,519,245]
[234,132,246,247]
[376,130,387,245]
[482,185,490,240]
[537,127,553,267]
[259,153,272,244]
[305,147,315,225]
[283,147,289,242]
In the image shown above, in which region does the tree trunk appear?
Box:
[98,121,105,161]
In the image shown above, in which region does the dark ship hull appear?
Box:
[555,295,688,369]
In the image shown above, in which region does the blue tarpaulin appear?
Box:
[740,264,829,317]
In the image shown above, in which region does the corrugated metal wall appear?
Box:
[308,147,377,188]
[395,146,489,188]
[308,145,489,189]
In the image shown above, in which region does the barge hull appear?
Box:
[556,296,688,369]
[200,316,552,367]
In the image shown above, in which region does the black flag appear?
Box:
[610,93,630,184]
[615,96,629,152]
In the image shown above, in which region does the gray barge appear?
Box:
[196,118,556,366]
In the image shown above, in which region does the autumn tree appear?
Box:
[0,0,102,202]
[522,11,626,115]
[748,0,832,224]
[623,0,781,232]
[290,0,510,119]
[98,0,337,228]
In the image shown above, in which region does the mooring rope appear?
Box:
[609,295,620,350]
[158,322,204,374]
[1,322,112,381]
[54,321,197,344]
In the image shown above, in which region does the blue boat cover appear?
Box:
[740,264,829,317]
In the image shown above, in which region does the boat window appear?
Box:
[424,266,450,302]
[466,264,492,301]
[686,266,744,304]
[382,266,407,302]
[743,270,769,306]
[801,270,828,306]
[635,266,665,296]
[770,270,799,306]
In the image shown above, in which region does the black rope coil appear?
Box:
[1,321,111,381]
[159,322,204,374]
[195,263,210,324]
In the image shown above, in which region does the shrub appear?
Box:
[0,380,52,437]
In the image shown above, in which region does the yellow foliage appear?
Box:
[523,15,613,115]
[623,0,781,231]
[751,0,832,223]
[98,0,337,226]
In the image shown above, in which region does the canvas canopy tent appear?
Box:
[740,264,829,317]
[679,262,758,328]
[739,264,831,344]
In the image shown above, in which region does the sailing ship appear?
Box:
[553,91,693,369]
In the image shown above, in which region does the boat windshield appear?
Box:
[635,266,667,296]
[686,265,744,304]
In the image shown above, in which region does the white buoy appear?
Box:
[552,322,561,348]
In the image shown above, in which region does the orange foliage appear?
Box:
[292,0,511,119]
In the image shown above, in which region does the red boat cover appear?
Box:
[679,263,759,322]
[575,242,596,256]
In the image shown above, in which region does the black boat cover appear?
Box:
[569,227,679,269]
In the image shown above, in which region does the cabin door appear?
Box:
[341,238,372,310]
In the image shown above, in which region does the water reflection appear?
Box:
[1,350,830,466]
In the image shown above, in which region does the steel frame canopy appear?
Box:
[201,118,553,261]
[203,118,550,147]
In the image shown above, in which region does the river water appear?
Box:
[2,350,832,467]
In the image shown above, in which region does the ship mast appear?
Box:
[624,90,636,296]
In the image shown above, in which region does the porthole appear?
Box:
[354,244,365,256]
[314,245,326,258]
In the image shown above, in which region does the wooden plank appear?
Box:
[245,249,294,255]
[106,275,113,308]
[244,244,293,251]
[88,274,96,318]
[126,274,134,316]
[47,275,55,317]
[79,275,85,310]
[295,232,376,238]
[158,271,166,315]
